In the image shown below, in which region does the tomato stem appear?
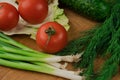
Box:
[45,27,55,35]
[45,27,55,46]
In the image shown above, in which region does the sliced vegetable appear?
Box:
[36,22,68,53]
[0,2,19,31]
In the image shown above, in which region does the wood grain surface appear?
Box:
[0,8,120,80]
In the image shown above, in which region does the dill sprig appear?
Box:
[95,25,120,80]
[79,4,120,79]
[95,62,118,80]
[95,11,120,79]
[56,26,98,55]
[57,3,120,80]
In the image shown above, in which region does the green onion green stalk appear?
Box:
[0,32,81,63]
[0,58,83,80]
[0,32,83,80]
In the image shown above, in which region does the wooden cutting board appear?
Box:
[0,8,120,80]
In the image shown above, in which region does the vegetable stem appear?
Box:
[0,32,81,63]
[0,58,84,80]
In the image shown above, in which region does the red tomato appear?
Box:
[36,22,68,53]
[18,0,48,24]
[0,2,19,31]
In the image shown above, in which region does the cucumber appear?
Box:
[104,0,120,6]
[59,0,110,21]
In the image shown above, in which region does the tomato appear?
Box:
[36,22,68,53]
[0,2,19,31]
[18,0,48,24]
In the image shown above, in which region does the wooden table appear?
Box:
[0,8,120,80]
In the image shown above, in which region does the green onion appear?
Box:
[0,51,51,62]
[0,32,80,63]
[0,58,83,80]
[0,32,83,79]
